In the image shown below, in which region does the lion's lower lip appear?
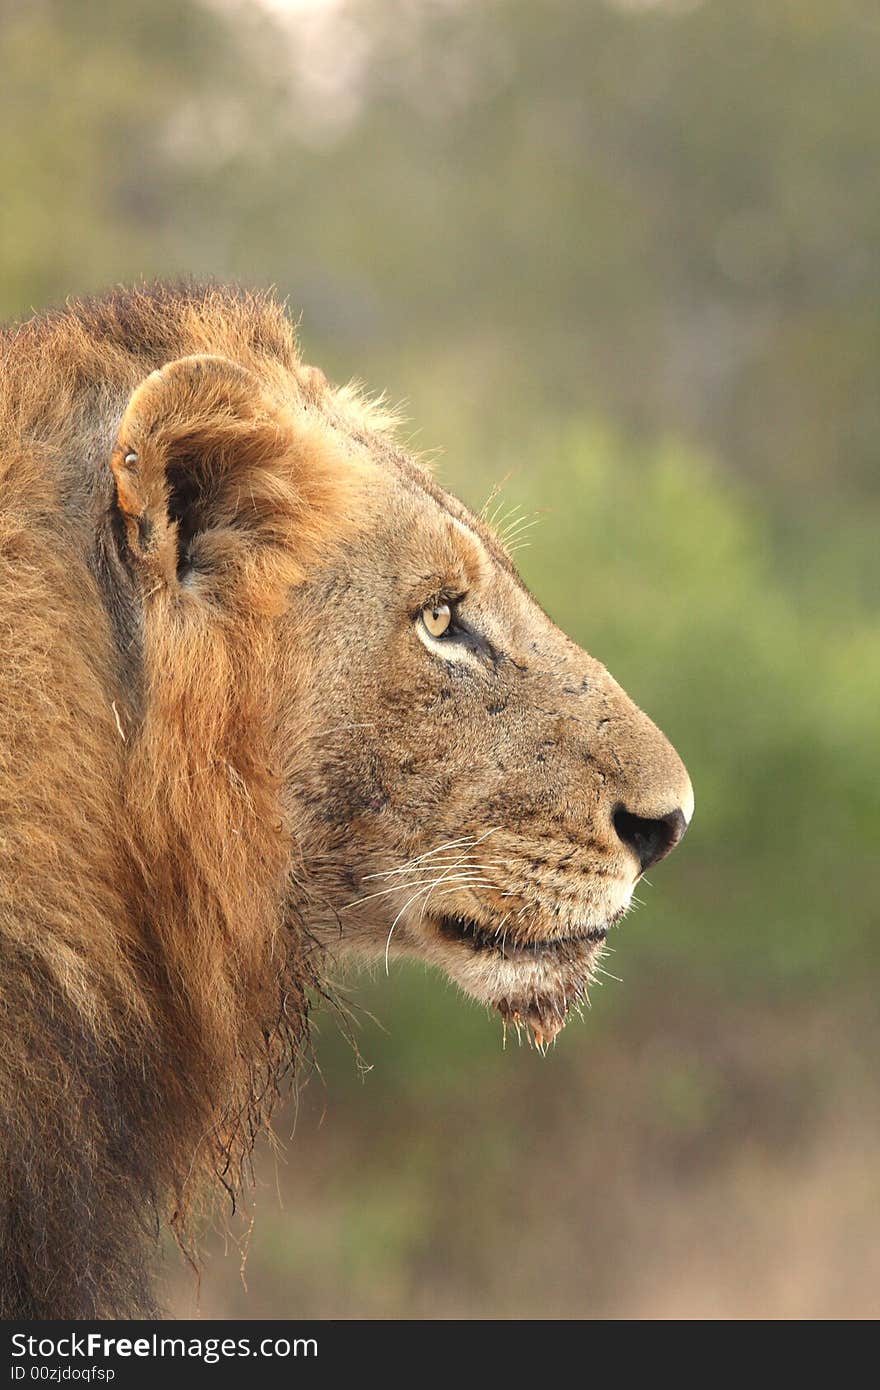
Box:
[435,912,607,956]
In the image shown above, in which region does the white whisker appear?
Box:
[348,869,492,911]
[383,875,491,974]
[363,827,500,882]
[364,857,507,882]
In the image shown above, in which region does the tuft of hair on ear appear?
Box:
[109,353,357,616]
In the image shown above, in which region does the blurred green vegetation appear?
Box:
[3,0,877,1318]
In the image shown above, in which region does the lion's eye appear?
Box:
[422,602,453,638]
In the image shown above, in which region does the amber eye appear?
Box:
[422,602,453,638]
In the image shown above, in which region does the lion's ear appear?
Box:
[110,354,330,609]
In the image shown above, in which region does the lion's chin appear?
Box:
[421,909,612,1049]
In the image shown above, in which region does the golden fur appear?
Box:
[0,284,692,1317]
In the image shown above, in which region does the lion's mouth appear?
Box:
[435,911,608,956]
[430,911,610,1048]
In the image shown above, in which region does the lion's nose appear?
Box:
[612,804,689,873]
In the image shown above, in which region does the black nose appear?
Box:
[613,804,688,873]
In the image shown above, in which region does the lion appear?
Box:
[0,283,692,1318]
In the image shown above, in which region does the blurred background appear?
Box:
[3,0,878,1318]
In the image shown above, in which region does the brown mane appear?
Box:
[0,285,354,1317]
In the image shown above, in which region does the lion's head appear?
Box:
[287,417,692,1047]
[110,334,692,1050]
[0,285,692,1317]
